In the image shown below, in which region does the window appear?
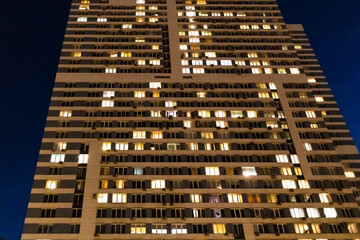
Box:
[298,180,310,189]
[319,193,332,203]
[78,154,88,164]
[247,111,257,118]
[59,111,72,117]
[72,52,81,57]
[122,24,132,29]
[134,168,143,175]
[213,224,226,234]
[282,180,296,189]
[115,142,128,151]
[134,91,145,98]
[137,60,146,65]
[102,142,111,151]
[348,223,359,233]
[151,131,163,139]
[165,101,176,108]
[231,111,243,118]
[248,53,258,58]
[133,131,146,139]
[311,224,321,233]
[201,132,213,139]
[110,52,118,58]
[149,82,161,88]
[151,111,161,117]
[183,121,192,128]
[290,155,299,163]
[205,52,216,58]
[252,68,262,74]
[171,224,187,234]
[152,224,167,234]
[290,68,300,74]
[77,17,87,22]
[46,180,57,190]
[228,193,243,203]
[50,154,65,163]
[150,59,160,65]
[306,208,320,218]
[305,111,316,118]
[216,121,227,128]
[205,167,220,175]
[188,143,198,150]
[294,223,309,234]
[276,154,289,163]
[115,180,125,189]
[277,68,286,74]
[105,68,116,73]
[215,111,226,118]
[97,193,108,203]
[197,92,206,98]
[221,60,232,66]
[315,96,324,102]
[112,193,127,203]
[220,143,229,151]
[198,110,210,118]
[151,180,165,189]
[242,167,257,176]
[134,143,144,150]
[182,68,190,74]
[180,45,188,50]
[264,68,273,74]
[290,208,305,218]
[344,171,355,178]
[308,78,316,83]
[193,68,205,74]
[323,208,337,218]
[131,224,146,234]
[191,194,203,203]
[102,100,114,107]
[304,143,312,151]
[103,91,115,98]
[166,111,177,117]
[97,17,107,22]
[281,168,292,175]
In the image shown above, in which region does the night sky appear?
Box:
[0,0,359,239]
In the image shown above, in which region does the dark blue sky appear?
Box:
[0,1,359,239]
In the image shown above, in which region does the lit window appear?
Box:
[151,180,165,189]
[281,168,292,175]
[183,121,192,128]
[252,68,262,74]
[250,60,261,66]
[231,111,243,118]
[134,91,145,98]
[133,131,146,139]
[151,45,159,51]
[149,82,161,88]
[137,60,146,65]
[97,17,107,22]
[77,17,87,22]
[97,193,108,203]
[149,6,158,10]
[237,12,246,17]
[277,68,287,74]
[112,193,127,203]
[131,224,146,234]
[201,30,212,36]
[294,223,309,234]
[247,111,257,118]
[271,92,279,99]
[311,224,322,233]
[134,168,143,175]
[171,224,187,234]
[150,59,160,65]
[57,142,67,151]
[167,143,180,150]
[115,180,125,189]
[115,142,128,151]
[205,52,216,58]
[348,223,359,233]
[101,100,114,107]
[290,68,300,74]
[308,78,316,83]
[298,180,310,189]
[242,167,257,176]
[235,60,246,66]
[228,193,243,203]
[323,208,337,218]
[344,171,355,178]
[193,68,205,74]
[134,143,144,150]
[290,208,305,218]
[216,121,228,128]
[321,110,327,116]
[319,193,332,203]
[290,155,300,163]
[122,24,132,29]
[220,143,229,151]
[136,0,145,3]
[151,131,163,139]
[213,224,226,234]
[294,167,302,175]
[264,68,273,74]
[294,45,302,49]
[188,143,198,150]
[263,25,271,29]
[102,142,111,151]
[220,60,232,66]
[248,53,258,58]
[103,91,115,98]
[198,110,210,118]
[306,208,320,218]
[50,154,65,163]
[72,52,81,57]
[151,111,161,117]
[181,60,189,65]
[191,194,203,203]
[282,180,296,189]
[180,45,188,50]
[266,121,278,128]
[304,143,312,151]
[182,68,190,74]
[240,25,250,29]
[121,52,132,57]
[59,111,72,117]
[166,110,177,117]
[258,92,270,98]
[135,38,145,42]
[100,180,108,189]
[110,52,118,58]
[269,82,277,90]
[276,154,289,163]
[165,101,177,108]
[305,111,316,118]
[310,123,319,128]
[78,154,88,164]
[191,60,202,66]
[79,4,89,10]
[205,167,220,175]
[215,111,226,118]
[197,92,206,98]
[105,68,116,73]
[152,224,167,234]
[46,180,57,189]
[251,25,259,29]
[315,96,324,102]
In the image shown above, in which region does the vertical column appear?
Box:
[79,142,101,239]
[167,0,182,77]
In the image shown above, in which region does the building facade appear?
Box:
[22,0,360,239]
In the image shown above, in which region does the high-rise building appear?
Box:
[22,0,360,239]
